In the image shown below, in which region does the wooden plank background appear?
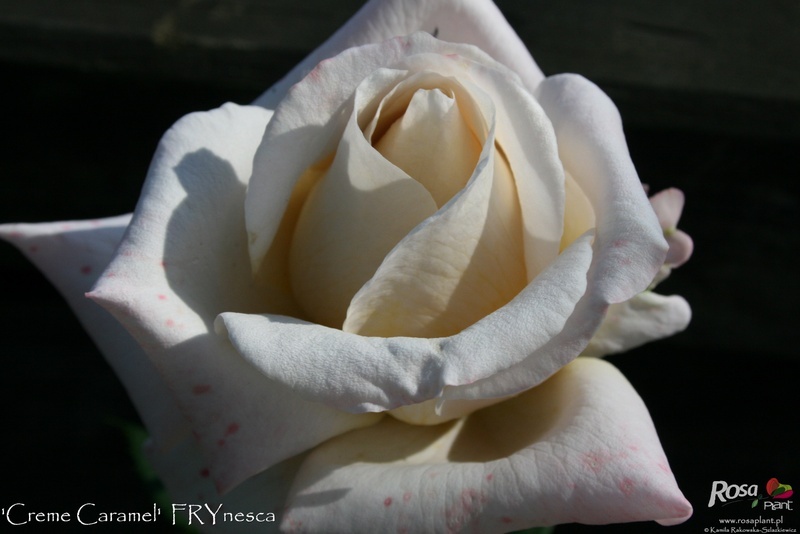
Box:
[1,0,798,137]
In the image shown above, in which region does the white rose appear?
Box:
[0,0,694,531]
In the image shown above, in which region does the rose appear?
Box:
[0,0,694,531]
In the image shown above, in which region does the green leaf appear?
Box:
[752,499,759,508]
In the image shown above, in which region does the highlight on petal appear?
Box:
[254,0,544,109]
[87,103,380,492]
[281,358,692,533]
[582,292,692,357]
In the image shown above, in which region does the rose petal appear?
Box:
[664,228,694,268]
[281,358,692,532]
[254,0,544,109]
[215,232,594,413]
[649,188,693,269]
[582,292,692,357]
[561,170,596,250]
[342,97,527,339]
[87,103,380,492]
[649,187,685,231]
[375,85,481,207]
[287,69,439,328]
[0,216,189,451]
[535,73,668,303]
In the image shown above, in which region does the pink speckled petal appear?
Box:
[281,358,692,532]
[0,216,189,451]
[88,103,380,493]
[254,0,543,109]
[582,292,692,357]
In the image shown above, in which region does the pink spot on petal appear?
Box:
[225,422,240,436]
[217,439,225,447]
[403,491,412,503]
[157,294,167,300]
[27,245,38,253]
[618,477,635,497]
[501,517,513,524]
[80,265,92,275]
[165,319,175,327]
[199,468,210,478]
[384,497,393,507]
[486,473,493,481]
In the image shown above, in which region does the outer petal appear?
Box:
[582,292,692,357]
[88,103,380,493]
[535,74,668,304]
[0,216,188,451]
[281,358,692,532]
[254,0,544,109]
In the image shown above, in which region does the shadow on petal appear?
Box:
[165,149,272,323]
[448,370,567,462]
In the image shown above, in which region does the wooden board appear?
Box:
[1,0,798,137]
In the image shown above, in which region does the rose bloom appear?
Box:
[1,0,695,532]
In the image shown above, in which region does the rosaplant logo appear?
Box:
[708,477,794,510]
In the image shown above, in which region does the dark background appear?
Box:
[1,1,797,532]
